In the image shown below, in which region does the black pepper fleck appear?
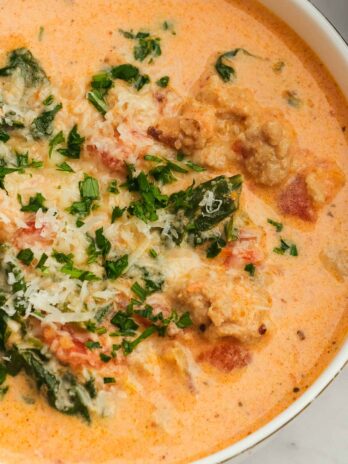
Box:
[258,324,267,335]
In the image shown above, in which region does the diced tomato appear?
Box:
[198,341,251,372]
[14,219,55,248]
[278,175,315,221]
[87,144,126,174]
[222,230,265,268]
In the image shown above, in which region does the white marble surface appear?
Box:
[239,368,348,464]
[230,1,348,463]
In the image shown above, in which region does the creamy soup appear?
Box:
[0,1,347,463]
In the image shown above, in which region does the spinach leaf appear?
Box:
[166,175,242,254]
[215,48,255,82]
[0,48,47,87]
[5,347,92,422]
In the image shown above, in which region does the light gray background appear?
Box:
[241,1,348,464]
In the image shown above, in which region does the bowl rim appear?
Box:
[192,1,348,463]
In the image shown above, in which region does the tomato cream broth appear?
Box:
[0,0,347,463]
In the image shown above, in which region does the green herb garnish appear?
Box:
[18,193,47,212]
[156,76,169,88]
[49,131,65,157]
[273,238,298,256]
[56,162,75,173]
[17,248,34,266]
[284,90,302,108]
[267,218,283,232]
[215,48,255,82]
[30,104,62,139]
[103,377,115,384]
[85,341,102,350]
[0,48,47,87]
[36,253,48,271]
[58,125,85,159]
[111,206,125,223]
[107,180,119,194]
[244,263,256,276]
[104,255,128,280]
[0,130,10,143]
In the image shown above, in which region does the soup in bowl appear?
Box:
[0,1,347,463]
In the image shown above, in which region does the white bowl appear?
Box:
[193,1,348,463]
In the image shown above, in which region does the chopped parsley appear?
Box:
[52,250,74,265]
[111,64,150,91]
[18,193,47,213]
[68,175,99,218]
[284,90,302,108]
[125,166,168,222]
[56,161,74,173]
[86,227,111,263]
[131,281,148,302]
[88,64,150,114]
[206,237,226,258]
[60,264,100,282]
[43,95,54,106]
[79,175,100,200]
[0,130,10,143]
[267,218,283,232]
[162,21,176,34]
[49,131,65,157]
[100,353,111,363]
[15,152,43,169]
[149,248,158,258]
[107,179,119,194]
[17,248,34,266]
[122,326,155,355]
[58,125,85,159]
[85,340,102,350]
[111,206,125,223]
[244,263,256,276]
[119,29,162,63]
[104,255,128,280]
[87,72,113,115]
[36,253,48,271]
[103,377,116,384]
[273,238,298,256]
[156,76,169,88]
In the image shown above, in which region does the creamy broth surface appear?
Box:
[0,1,347,463]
